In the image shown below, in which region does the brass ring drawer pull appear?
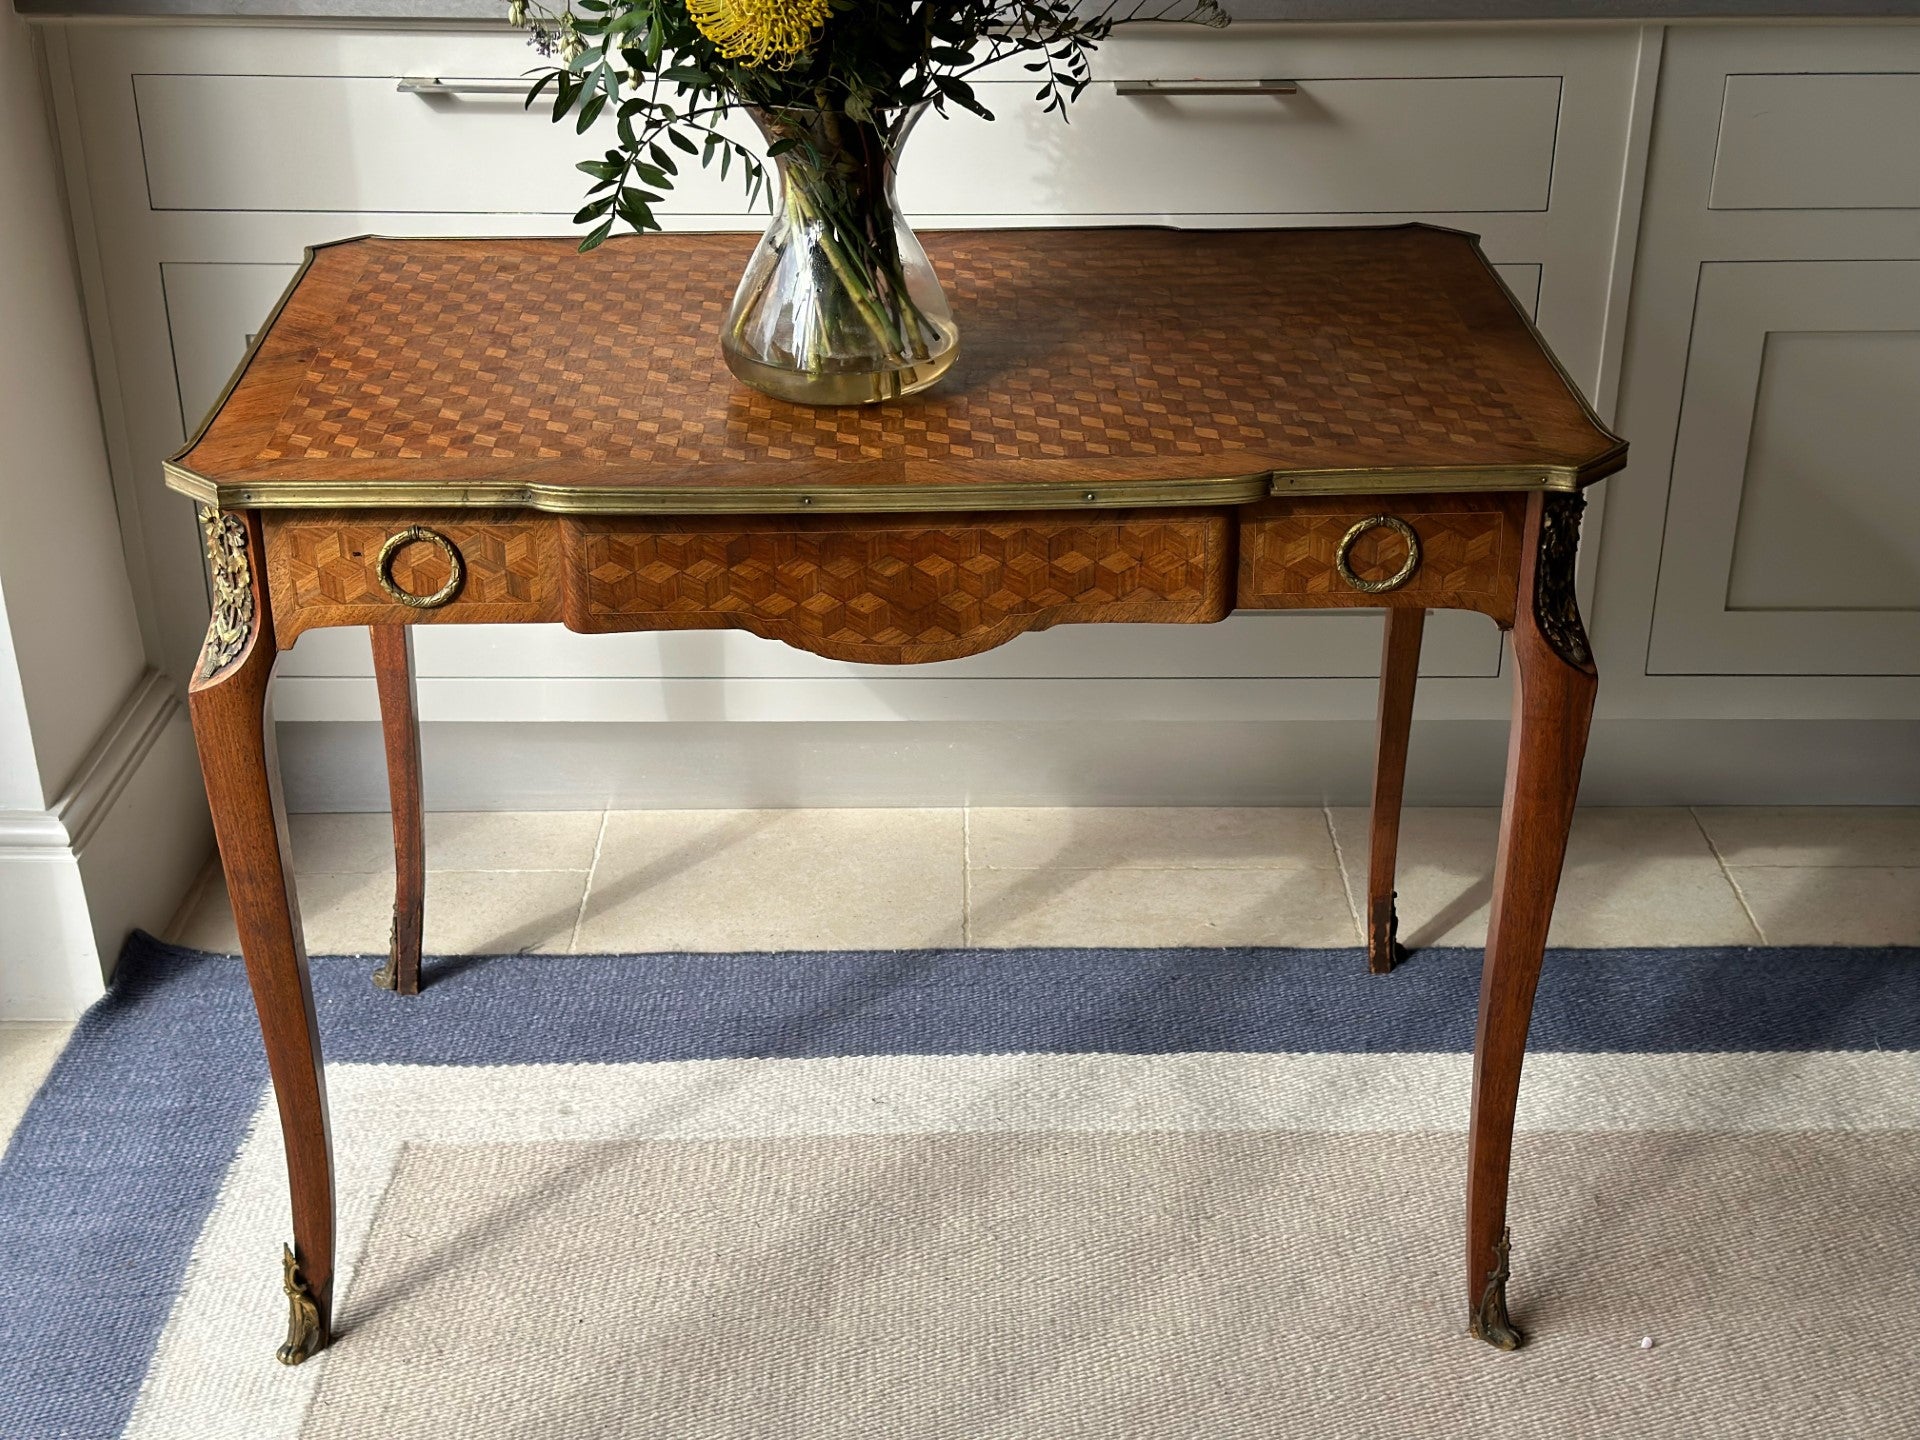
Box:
[1335,515,1421,594]
[376,525,465,609]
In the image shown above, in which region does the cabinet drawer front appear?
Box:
[1236,495,1524,623]
[134,73,760,215]
[264,512,561,646]
[1711,73,1920,211]
[137,70,1556,219]
[564,512,1234,663]
[908,76,1560,217]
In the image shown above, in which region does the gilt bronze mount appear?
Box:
[276,1244,326,1366]
[197,509,255,679]
[1468,1227,1524,1351]
[372,917,402,992]
[1534,493,1592,669]
[1367,893,1407,973]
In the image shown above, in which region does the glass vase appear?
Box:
[721,104,958,406]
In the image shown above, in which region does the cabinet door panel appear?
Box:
[1726,330,1920,612]
[1648,259,1920,675]
[1711,72,1920,211]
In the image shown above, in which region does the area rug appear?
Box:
[3,936,1919,1440]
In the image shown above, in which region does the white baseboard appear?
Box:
[0,851,97,1021]
[0,672,212,1021]
[277,716,1920,812]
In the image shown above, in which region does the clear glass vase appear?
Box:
[721,104,958,406]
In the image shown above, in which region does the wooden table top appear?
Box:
[168,225,1624,515]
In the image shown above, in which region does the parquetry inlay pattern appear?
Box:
[265,516,560,643]
[1240,507,1511,613]
[249,231,1548,471]
[572,516,1229,661]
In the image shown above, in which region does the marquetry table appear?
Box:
[168,224,1624,1366]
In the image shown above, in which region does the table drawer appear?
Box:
[561,511,1235,663]
[1236,495,1525,624]
[264,512,562,647]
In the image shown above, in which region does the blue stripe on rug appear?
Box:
[3,932,1918,1439]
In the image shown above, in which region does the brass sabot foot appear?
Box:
[372,918,399,991]
[1468,1228,1526,1351]
[276,1244,327,1366]
[1367,894,1406,974]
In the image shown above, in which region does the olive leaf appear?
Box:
[509,0,1229,250]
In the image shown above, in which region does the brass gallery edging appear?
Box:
[164,460,1605,515]
[164,465,1273,513]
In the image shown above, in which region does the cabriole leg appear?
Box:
[1466,493,1597,1350]
[370,625,425,995]
[1366,606,1425,974]
[187,508,335,1365]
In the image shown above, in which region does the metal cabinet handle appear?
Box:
[1336,516,1421,595]
[1115,79,1299,97]
[377,526,466,609]
[397,77,532,97]
[405,75,1302,100]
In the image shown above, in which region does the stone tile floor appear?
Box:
[3,805,1916,1150]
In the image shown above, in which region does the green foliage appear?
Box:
[513,0,1228,249]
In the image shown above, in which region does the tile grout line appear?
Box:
[567,809,612,954]
[427,868,597,876]
[961,806,973,946]
[946,862,1347,873]
[1322,804,1366,946]
[1689,806,1768,944]
[295,867,596,878]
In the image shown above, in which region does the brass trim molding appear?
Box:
[164,463,1274,514]
[162,459,1614,516]
[1270,450,1624,498]
[1335,514,1422,593]
[376,524,466,608]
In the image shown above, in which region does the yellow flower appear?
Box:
[685,0,831,68]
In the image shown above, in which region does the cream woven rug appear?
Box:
[5,938,1919,1438]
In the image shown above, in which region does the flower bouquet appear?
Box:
[512,0,1228,404]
